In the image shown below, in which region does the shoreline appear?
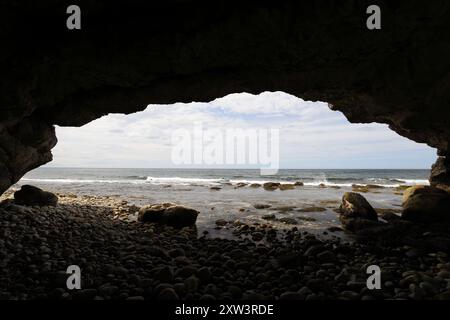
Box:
[1,191,450,300]
[3,181,409,241]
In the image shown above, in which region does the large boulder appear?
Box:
[339,192,378,231]
[138,203,199,228]
[138,203,172,223]
[402,185,448,205]
[161,206,199,228]
[14,185,58,206]
[402,186,450,223]
[430,157,450,188]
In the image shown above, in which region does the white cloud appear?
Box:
[48,91,437,169]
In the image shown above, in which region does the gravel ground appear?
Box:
[0,193,450,300]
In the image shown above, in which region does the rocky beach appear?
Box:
[1,183,450,301]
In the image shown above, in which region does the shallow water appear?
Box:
[17,168,429,239]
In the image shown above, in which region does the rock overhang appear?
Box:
[1,0,450,194]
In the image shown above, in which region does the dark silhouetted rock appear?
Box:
[14,185,58,206]
[138,203,199,228]
[402,192,450,224]
[138,203,172,223]
[253,204,271,209]
[402,185,448,205]
[430,156,450,188]
[161,205,199,228]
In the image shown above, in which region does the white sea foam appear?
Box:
[145,176,224,186]
[396,179,429,185]
[19,176,430,188]
[20,178,146,184]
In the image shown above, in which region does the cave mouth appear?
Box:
[9,91,437,238]
[39,91,438,171]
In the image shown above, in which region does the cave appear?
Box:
[1,0,450,195]
[1,0,450,303]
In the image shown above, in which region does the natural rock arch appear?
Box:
[1,0,450,194]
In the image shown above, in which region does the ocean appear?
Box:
[16,168,430,238]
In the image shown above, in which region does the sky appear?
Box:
[48,91,437,169]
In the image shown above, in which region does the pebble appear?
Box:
[0,192,449,301]
[317,250,336,263]
[158,288,179,300]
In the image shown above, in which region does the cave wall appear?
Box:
[1,0,450,194]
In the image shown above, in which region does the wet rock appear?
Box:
[294,181,304,186]
[346,218,384,232]
[161,205,199,228]
[14,185,58,206]
[402,185,448,205]
[339,192,378,231]
[297,206,326,212]
[263,182,280,191]
[279,184,295,191]
[402,186,450,223]
[138,203,198,228]
[352,185,370,193]
[138,203,171,223]
[235,182,247,188]
[249,183,261,188]
[376,208,402,221]
[274,205,296,212]
[430,156,450,188]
